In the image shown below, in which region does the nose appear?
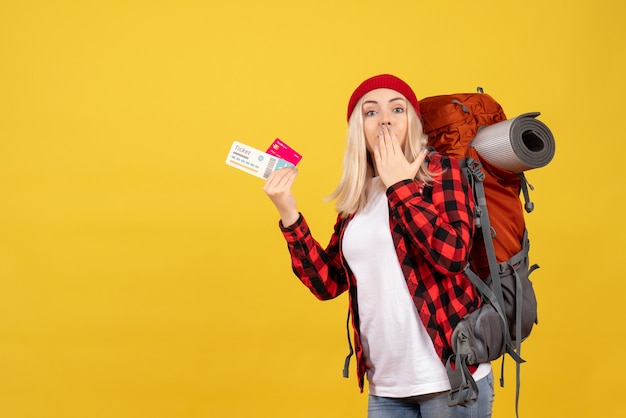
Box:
[380,111,391,126]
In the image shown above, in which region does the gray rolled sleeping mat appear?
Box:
[471,112,555,173]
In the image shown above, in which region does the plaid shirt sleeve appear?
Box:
[279,214,350,300]
[386,153,474,276]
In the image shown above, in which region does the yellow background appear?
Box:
[1,0,624,417]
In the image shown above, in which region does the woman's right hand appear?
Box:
[264,167,300,227]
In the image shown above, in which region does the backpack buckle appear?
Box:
[465,158,485,182]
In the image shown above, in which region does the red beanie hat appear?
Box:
[347,74,421,122]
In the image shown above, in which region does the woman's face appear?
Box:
[360,88,409,153]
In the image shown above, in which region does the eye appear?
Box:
[364,110,377,117]
[392,106,405,114]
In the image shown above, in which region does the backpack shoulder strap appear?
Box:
[463,156,524,362]
[464,156,540,418]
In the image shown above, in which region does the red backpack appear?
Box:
[420,89,555,416]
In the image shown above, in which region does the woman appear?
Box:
[264,74,493,418]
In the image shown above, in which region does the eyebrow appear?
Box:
[362,97,406,106]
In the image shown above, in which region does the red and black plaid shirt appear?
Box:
[280,153,480,391]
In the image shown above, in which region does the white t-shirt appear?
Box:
[342,178,490,397]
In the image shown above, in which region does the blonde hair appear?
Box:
[328,98,434,218]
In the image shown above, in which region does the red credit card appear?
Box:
[266,138,302,166]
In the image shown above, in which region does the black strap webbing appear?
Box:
[342,309,353,378]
